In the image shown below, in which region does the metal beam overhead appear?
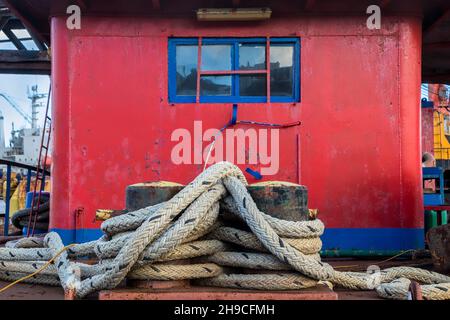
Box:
[0,49,50,74]
[304,0,315,11]
[0,16,10,30]
[152,0,161,10]
[424,9,450,36]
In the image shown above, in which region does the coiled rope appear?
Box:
[0,162,449,300]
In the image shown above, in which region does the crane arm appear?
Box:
[0,93,33,125]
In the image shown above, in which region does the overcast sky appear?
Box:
[0,29,51,148]
[0,74,51,147]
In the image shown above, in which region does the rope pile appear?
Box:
[0,161,449,300]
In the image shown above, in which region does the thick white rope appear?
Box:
[0,162,448,300]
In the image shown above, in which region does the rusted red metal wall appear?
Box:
[422,107,434,155]
[50,15,424,253]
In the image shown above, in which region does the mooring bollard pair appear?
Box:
[125,181,309,221]
[120,181,310,290]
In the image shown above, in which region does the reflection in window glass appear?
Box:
[270,45,294,97]
[176,45,198,96]
[239,45,266,70]
[200,76,232,96]
[201,45,232,71]
[240,75,266,96]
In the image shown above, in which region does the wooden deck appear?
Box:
[0,257,442,300]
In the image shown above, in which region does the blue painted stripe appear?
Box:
[50,228,103,245]
[321,228,424,251]
[52,228,425,253]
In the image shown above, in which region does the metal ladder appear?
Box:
[26,85,51,237]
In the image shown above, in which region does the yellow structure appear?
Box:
[434,111,450,160]
[2,178,51,217]
[432,84,450,160]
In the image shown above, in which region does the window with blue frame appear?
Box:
[168,37,300,103]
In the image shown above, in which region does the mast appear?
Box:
[27,85,47,130]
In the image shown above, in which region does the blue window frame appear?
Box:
[168,37,300,103]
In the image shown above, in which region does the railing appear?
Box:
[0,159,50,236]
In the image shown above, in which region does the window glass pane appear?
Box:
[239,44,266,70]
[270,45,294,97]
[22,40,38,51]
[176,45,198,96]
[201,45,232,71]
[0,41,16,50]
[240,75,266,96]
[200,76,232,96]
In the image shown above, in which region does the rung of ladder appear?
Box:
[36,173,46,179]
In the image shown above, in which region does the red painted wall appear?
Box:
[422,107,434,155]
[50,15,423,245]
